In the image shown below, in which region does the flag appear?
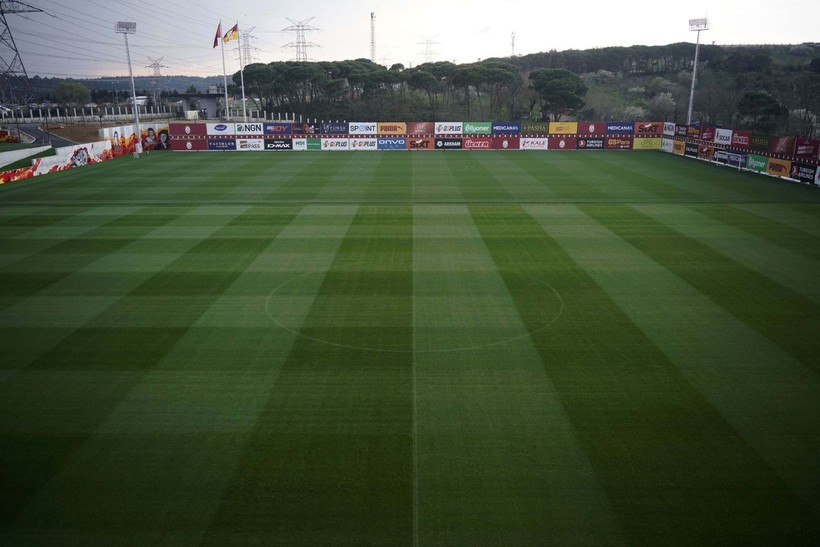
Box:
[223,23,238,44]
[213,22,221,48]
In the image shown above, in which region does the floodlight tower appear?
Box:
[0,0,43,106]
[511,32,515,57]
[370,12,375,62]
[116,21,141,154]
[686,18,709,126]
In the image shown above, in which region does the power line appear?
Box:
[282,17,320,62]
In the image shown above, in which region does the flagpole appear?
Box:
[238,29,247,123]
[220,21,230,120]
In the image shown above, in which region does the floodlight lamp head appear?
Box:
[115,21,136,34]
[688,18,709,32]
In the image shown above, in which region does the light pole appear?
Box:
[115,21,142,154]
[686,18,709,126]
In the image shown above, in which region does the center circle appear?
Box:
[265,267,563,353]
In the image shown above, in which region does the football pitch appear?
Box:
[1,150,818,545]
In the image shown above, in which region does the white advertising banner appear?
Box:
[519,138,549,150]
[206,122,236,136]
[348,122,377,135]
[235,139,264,151]
[321,138,350,150]
[434,122,464,135]
[350,138,378,150]
[661,138,674,153]
[663,122,676,136]
[714,128,733,146]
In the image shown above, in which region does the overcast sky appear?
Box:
[8,0,820,79]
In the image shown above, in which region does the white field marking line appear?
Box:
[263,269,565,354]
[412,206,420,547]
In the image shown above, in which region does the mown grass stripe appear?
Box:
[470,204,819,545]
[442,152,515,201]
[582,204,820,370]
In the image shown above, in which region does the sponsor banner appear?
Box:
[747,153,768,173]
[697,144,714,160]
[462,137,492,150]
[794,138,820,158]
[463,121,492,134]
[605,136,633,149]
[520,137,549,150]
[750,134,769,152]
[1,140,112,185]
[177,139,208,151]
[672,140,686,155]
[766,157,791,177]
[684,142,699,157]
[139,124,169,152]
[816,166,820,186]
[520,121,550,134]
[663,122,676,136]
[727,152,748,169]
[236,138,264,151]
[234,122,264,135]
[548,136,576,150]
[633,137,662,150]
[264,138,293,151]
[435,138,463,150]
[407,137,435,150]
[789,162,815,183]
[548,121,578,135]
[579,122,606,135]
[295,122,319,134]
[699,126,715,141]
[377,138,407,150]
[292,138,308,151]
[206,122,235,136]
[350,138,378,150]
[435,122,463,135]
[306,138,322,150]
[321,138,349,150]
[348,122,378,135]
[606,122,634,134]
[170,123,207,137]
[378,122,407,134]
[714,128,733,146]
[577,137,605,149]
[264,122,293,135]
[686,125,702,139]
[208,139,236,151]
[675,125,688,137]
[404,122,431,134]
[768,135,795,155]
[634,121,663,136]
[320,122,348,135]
[661,138,674,153]
[731,130,751,149]
[492,136,520,150]
[492,122,521,134]
[714,150,729,164]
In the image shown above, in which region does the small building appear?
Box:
[178,93,224,120]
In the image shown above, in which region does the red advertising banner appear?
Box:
[634,121,663,136]
[768,136,796,155]
[687,125,702,139]
[699,126,715,141]
[731,131,751,149]
[605,136,633,149]
[406,137,435,150]
[697,144,714,161]
[170,123,207,137]
[794,138,820,158]
[406,122,434,134]
[578,122,606,135]
[172,139,208,151]
[462,137,492,150]
[548,136,576,150]
[492,136,520,150]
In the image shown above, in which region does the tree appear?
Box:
[738,90,788,132]
[529,68,587,121]
[649,92,676,121]
[56,81,91,106]
[408,70,437,114]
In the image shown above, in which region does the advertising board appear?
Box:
[264,138,293,151]
[170,123,207,137]
[747,154,768,173]
[306,138,322,150]
[548,136,576,150]
[766,157,791,177]
[292,138,308,151]
[462,137,492,150]
[634,122,663,136]
[731,131,751,149]
[208,139,236,151]
[350,138,378,150]
[206,122,235,136]
[463,121,492,134]
[727,152,747,169]
[492,122,521,134]
[768,136,796,155]
[684,142,699,157]
[435,122,463,135]
[177,139,208,151]
[320,122,348,135]
[377,138,406,150]
[605,136,633,149]
[672,140,685,155]
[264,122,293,135]
[295,122,318,135]
[548,122,578,134]
[236,138,264,151]
[816,166,820,186]
[794,138,820,159]
[633,138,662,150]
[675,125,688,137]
[687,125,702,139]
[492,136,520,150]
[606,122,634,134]
[789,162,815,183]
[697,144,714,160]
[663,122,676,136]
[714,128,733,146]
[348,122,378,135]
[579,122,606,135]
[377,122,407,135]
[519,138,549,150]
[235,122,264,135]
[661,138,674,153]
[578,137,605,149]
[750,134,770,152]
[435,138,463,150]
[714,150,729,164]
[321,138,349,150]
[521,121,550,134]
[699,126,715,141]
[404,122,431,134]
[407,137,435,150]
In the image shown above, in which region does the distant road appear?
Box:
[19,123,76,148]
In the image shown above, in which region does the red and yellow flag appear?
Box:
[223,24,238,44]
[213,22,221,48]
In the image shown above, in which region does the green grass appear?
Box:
[1,151,819,545]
